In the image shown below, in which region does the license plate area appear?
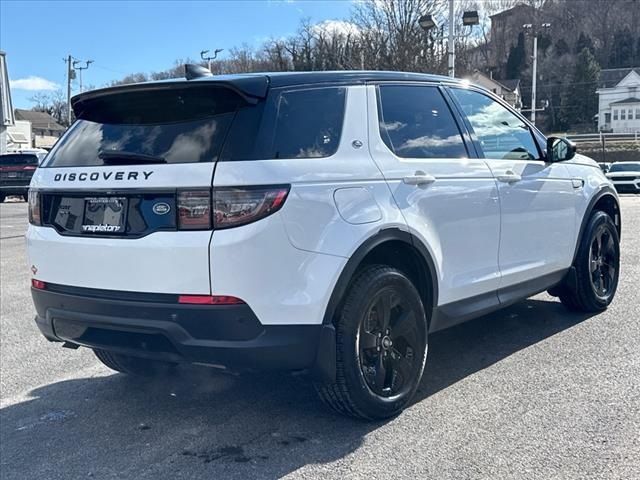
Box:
[82,197,128,234]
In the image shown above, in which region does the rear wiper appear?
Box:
[99,150,166,165]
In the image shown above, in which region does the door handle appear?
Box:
[496,171,522,184]
[403,171,436,186]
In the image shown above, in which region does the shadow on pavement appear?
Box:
[0,297,597,479]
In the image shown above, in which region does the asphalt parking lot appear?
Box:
[1,197,639,480]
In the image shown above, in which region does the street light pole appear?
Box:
[447,0,455,77]
[419,4,478,78]
[200,48,224,72]
[531,35,538,124]
[72,60,93,93]
[523,22,550,125]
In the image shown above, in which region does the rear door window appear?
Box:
[271,87,345,159]
[44,86,246,167]
[377,85,468,159]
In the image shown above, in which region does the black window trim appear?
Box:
[371,81,476,160]
[445,85,547,162]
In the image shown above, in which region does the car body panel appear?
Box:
[484,159,577,290]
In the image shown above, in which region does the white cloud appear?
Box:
[10,76,59,91]
[313,20,360,37]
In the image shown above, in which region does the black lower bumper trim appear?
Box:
[32,286,321,372]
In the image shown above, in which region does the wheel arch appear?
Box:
[573,186,621,264]
[313,228,439,383]
[322,228,439,327]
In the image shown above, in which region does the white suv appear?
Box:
[27,70,621,419]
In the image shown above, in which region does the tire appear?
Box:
[315,265,429,420]
[94,349,176,376]
[23,193,28,202]
[559,210,620,312]
[0,195,5,203]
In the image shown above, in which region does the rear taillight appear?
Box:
[32,279,46,290]
[23,166,37,171]
[28,190,41,226]
[177,190,212,230]
[213,185,290,229]
[178,295,245,305]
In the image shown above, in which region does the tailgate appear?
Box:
[25,82,255,295]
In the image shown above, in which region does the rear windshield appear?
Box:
[609,162,640,172]
[0,154,39,166]
[44,86,245,167]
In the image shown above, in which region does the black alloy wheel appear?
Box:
[589,224,617,300]
[315,265,428,419]
[358,287,422,399]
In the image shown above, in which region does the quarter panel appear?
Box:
[209,213,346,326]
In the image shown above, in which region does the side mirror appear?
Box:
[546,136,577,162]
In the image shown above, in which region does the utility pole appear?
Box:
[73,59,93,93]
[200,48,223,71]
[64,55,74,126]
[447,0,455,78]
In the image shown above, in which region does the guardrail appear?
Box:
[560,132,639,163]
[564,132,640,144]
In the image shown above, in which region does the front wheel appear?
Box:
[315,265,428,420]
[559,210,620,312]
[94,349,176,376]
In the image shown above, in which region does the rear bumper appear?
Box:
[32,284,322,372]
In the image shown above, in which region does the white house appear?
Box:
[596,68,640,133]
[468,70,522,109]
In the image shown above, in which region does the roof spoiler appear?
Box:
[184,63,213,81]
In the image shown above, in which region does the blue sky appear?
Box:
[1,0,353,108]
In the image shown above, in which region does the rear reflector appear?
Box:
[178,295,245,305]
[32,279,46,290]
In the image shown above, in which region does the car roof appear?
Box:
[212,70,459,87]
[71,70,464,113]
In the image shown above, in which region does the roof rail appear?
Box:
[184,64,213,81]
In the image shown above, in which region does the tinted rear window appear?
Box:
[377,85,467,159]
[0,154,39,166]
[44,86,246,167]
[271,87,345,159]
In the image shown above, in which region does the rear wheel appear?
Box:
[0,195,5,203]
[22,193,28,202]
[94,349,176,376]
[559,210,620,312]
[315,265,428,420]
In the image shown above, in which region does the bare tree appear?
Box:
[29,90,69,126]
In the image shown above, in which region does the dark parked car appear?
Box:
[0,153,39,202]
